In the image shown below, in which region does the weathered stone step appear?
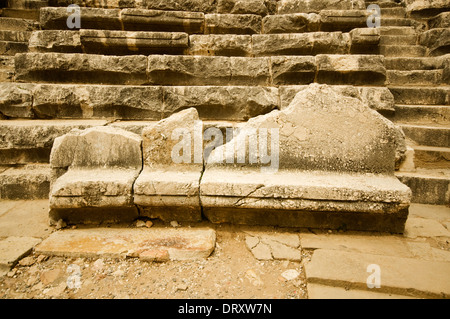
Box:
[0,119,109,165]
[399,124,450,148]
[379,26,417,36]
[389,87,450,105]
[8,0,48,9]
[384,56,447,71]
[380,45,427,57]
[305,249,450,298]
[386,70,444,86]
[35,228,216,261]
[0,17,40,31]
[396,169,450,205]
[380,17,417,27]
[380,7,406,17]
[0,30,31,42]
[389,105,450,125]
[379,35,417,46]
[40,7,206,33]
[419,28,450,57]
[366,1,403,8]
[278,0,366,14]
[412,145,450,170]
[1,8,40,21]
[0,164,50,200]
[0,82,279,121]
[15,52,388,86]
[0,40,28,56]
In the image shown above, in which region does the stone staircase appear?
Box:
[0,0,448,228]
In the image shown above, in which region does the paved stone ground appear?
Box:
[0,200,449,299]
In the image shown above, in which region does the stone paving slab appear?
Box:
[0,200,51,238]
[0,236,42,275]
[244,231,301,261]
[35,227,216,262]
[404,217,450,239]
[305,249,450,298]
[307,283,416,299]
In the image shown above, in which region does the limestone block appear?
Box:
[200,84,411,232]
[277,0,366,14]
[252,32,350,56]
[162,86,279,121]
[32,84,164,120]
[141,0,217,13]
[270,56,316,85]
[419,28,450,56]
[262,13,320,33]
[121,9,205,33]
[49,126,142,223]
[315,54,386,85]
[80,30,189,55]
[134,108,203,222]
[15,53,148,85]
[217,0,274,15]
[205,14,262,34]
[319,10,368,32]
[0,30,31,42]
[349,27,380,54]
[28,30,82,53]
[0,82,34,118]
[188,34,253,56]
[148,55,270,86]
[40,7,122,30]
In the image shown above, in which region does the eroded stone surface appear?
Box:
[245,232,301,260]
[34,227,216,261]
[0,236,42,275]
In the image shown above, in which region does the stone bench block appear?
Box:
[262,13,320,33]
[252,32,351,56]
[31,84,164,120]
[277,0,365,14]
[270,56,316,85]
[217,0,275,15]
[0,82,34,118]
[319,10,368,32]
[134,108,203,222]
[349,28,380,54]
[15,52,148,84]
[40,7,122,30]
[28,30,82,53]
[428,12,450,29]
[200,84,411,232]
[187,34,252,56]
[147,55,271,86]
[49,126,143,224]
[315,54,386,85]
[205,14,262,34]
[162,86,279,121]
[120,9,204,33]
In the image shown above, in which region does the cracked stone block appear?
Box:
[350,28,380,54]
[319,10,368,32]
[428,12,450,28]
[403,0,450,17]
[49,126,143,225]
[201,84,411,232]
[134,108,203,222]
[217,0,273,15]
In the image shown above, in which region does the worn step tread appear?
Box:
[386,69,443,86]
